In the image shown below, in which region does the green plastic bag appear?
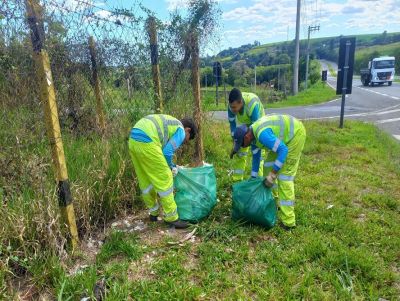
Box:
[174,164,217,222]
[232,178,277,228]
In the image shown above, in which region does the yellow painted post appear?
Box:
[190,32,204,165]
[146,16,163,113]
[25,0,79,250]
[88,36,106,133]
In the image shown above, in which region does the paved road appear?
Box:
[211,60,400,142]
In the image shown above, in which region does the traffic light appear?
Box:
[322,70,327,82]
[213,61,222,83]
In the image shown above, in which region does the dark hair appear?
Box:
[229,88,242,104]
[181,117,197,140]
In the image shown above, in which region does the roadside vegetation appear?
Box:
[354,42,400,75]
[2,115,399,299]
[202,80,336,111]
[267,81,336,108]
[1,1,399,300]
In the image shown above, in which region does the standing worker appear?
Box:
[228,88,265,181]
[128,114,197,229]
[230,114,306,229]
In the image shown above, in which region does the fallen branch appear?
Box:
[167,227,197,246]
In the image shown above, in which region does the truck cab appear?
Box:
[360,56,395,87]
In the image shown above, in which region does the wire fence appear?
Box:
[0,0,218,274]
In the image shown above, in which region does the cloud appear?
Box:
[341,6,365,14]
[166,0,238,11]
[223,0,400,37]
[47,0,101,12]
[223,0,298,26]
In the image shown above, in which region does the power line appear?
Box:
[46,0,140,31]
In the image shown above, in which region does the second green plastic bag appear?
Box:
[174,164,217,222]
[232,178,277,229]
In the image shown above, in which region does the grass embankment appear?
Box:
[203,81,337,111]
[2,113,399,299]
[267,81,336,108]
[354,42,400,75]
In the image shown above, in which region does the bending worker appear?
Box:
[230,114,306,229]
[228,88,265,181]
[128,114,197,229]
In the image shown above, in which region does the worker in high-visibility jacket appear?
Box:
[230,114,306,229]
[128,114,197,229]
[228,88,265,181]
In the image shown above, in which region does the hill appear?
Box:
[203,32,400,70]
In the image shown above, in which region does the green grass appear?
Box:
[202,88,229,111]
[203,81,337,111]
[12,120,400,299]
[356,41,400,57]
[355,42,400,74]
[268,81,336,108]
[55,120,400,300]
[2,102,400,299]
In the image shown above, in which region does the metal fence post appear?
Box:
[25,0,79,250]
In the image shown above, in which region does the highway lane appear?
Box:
[211,63,400,141]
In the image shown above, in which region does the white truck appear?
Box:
[360,56,395,86]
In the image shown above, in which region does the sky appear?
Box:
[70,0,400,56]
[148,0,400,55]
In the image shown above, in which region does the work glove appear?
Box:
[171,166,179,177]
[264,172,277,188]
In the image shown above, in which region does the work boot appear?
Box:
[165,219,190,229]
[279,222,295,231]
[149,215,158,222]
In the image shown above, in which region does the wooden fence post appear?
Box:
[88,36,106,133]
[25,0,79,250]
[190,32,204,165]
[146,16,163,113]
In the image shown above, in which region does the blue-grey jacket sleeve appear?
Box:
[258,128,288,172]
[228,107,236,137]
[250,144,261,177]
[162,127,185,168]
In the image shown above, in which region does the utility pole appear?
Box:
[305,25,320,90]
[254,66,257,92]
[292,0,301,95]
[278,62,281,91]
[25,0,79,250]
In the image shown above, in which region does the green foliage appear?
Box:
[97,232,143,264]
[2,118,400,299]
[354,42,400,74]
[268,81,336,108]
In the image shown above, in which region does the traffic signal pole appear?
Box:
[305,25,320,90]
[339,40,351,128]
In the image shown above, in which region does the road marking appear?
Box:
[326,81,336,90]
[376,117,400,124]
[355,85,400,99]
[302,104,400,121]
[393,135,400,141]
[373,108,400,115]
